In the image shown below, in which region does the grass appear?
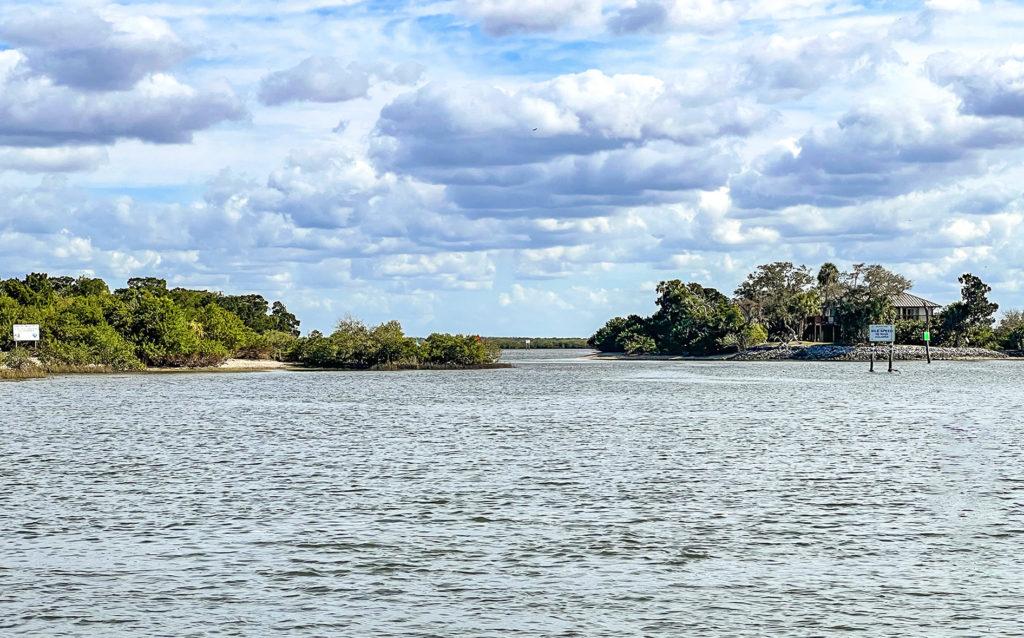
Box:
[0,367,47,381]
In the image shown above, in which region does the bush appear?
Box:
[1,347,37,371]
[419,333,496,366]
[719,324,768,352]
[895,319,927,345]
[623,333,657,355]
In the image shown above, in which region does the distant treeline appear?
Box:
[0,273,503,371]
[589,262,1021,356]
[484,337,588,349]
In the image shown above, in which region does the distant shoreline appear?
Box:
[1,358,513,380]
[587,344,1016,362]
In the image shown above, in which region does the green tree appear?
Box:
[830,264,909,343]
[192,304,259,353]
[420,333,495,365]
[940,273,998,347]
[718,323,768,352]
[110,289,205,365]
[116,277,169,297]
[651,280,744,355]
[331,316,373,365]
[588,315,647,352]
[816,263,841,305]
[995,310,1024,351]
[622,333,657,355]
[369,320,415,367]
[271,301,301,336]
[70,276,110,297]
[734,262,814,344]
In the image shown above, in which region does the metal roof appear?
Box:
[889,292,941,308]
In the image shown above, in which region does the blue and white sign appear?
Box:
[12,324,40,341]
[869,324,895,342]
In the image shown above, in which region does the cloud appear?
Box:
[259,57,423,106]
[373,70,772,174]
[608,0,744,34]
[259,57,371,105]
[739,31,899,102]
[498,283,573,309]
[0,73,246,147]
[351,252,495,289]
[0,147,108,173]
[369,71,768,218]
[926,0,980,13]
[928,50,1024,118]
[0,8,190,91]
[456,0,604,36]
[442,141,736,216]
[731,100,1024,210]
[0,11,244,149]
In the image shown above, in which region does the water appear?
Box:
[3,350,1024,636]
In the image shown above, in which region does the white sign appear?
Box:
[869,324,895,342]
[12,324,40,342]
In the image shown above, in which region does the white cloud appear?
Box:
[926,0,981,13]
[457,0,604,35]
[0,7,190,91]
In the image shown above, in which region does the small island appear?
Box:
[588,262,1021,361]
[0,273,506,380]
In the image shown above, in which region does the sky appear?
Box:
[1,0,1023,337]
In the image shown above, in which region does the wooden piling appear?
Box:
[924,305,931,364]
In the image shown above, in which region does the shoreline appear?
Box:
[587,344,1015,362]
[2,358,513,380]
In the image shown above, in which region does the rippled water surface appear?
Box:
[4,350,1024,636]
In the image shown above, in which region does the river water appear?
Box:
[3,350,1024,636]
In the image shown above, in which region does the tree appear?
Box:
[862,264,912,299]
[271,301,301,336]
[71,276,110,297]
[588,315,647,352]
[718,323,768,352]
[734,262,814,344]
[622,333,657,355]
[816,262,841,306]
[830,264,909,343]
[215,294,272,332]
[192,304,259,353]
[117,277,169,297]
[109,289,208,365]
[995,310,1024,351]
[651,280,744,354]
[369,320,414,367]
[941,273,998,347]
[331,316,373,364]
[419,333,494,365]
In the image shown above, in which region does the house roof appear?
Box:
[889,292,941,309]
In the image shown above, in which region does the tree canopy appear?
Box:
[588,263,1008,354]
[1,273,301,369]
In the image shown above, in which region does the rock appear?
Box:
[730,344,1007,361]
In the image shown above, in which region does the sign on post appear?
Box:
[13,324,40,342]
[869,324,895,342]
[923,331,930,342]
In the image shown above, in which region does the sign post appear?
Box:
[869,324,896,373]
[12,324,40,349]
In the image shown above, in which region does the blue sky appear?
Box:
[1,0,1023,336]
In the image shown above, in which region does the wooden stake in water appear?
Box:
[924,305,932,365]
[870,345,875,372]
[888,340,894,373]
